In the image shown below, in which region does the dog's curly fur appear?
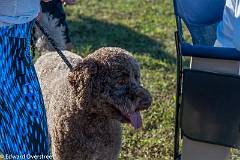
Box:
[34,15,152,160]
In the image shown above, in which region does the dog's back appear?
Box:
[34,51,82,109]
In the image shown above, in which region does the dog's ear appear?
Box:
[68,59,97,87]
[67,59,98,107]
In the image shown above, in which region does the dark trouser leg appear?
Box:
[41,0,71,43]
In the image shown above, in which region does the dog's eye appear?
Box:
[117,78,128,85]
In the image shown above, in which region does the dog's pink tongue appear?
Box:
[128,111,142,129]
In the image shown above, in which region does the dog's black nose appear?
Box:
[138,96,152,110]
[140,98,152,107]
[136,88,152,110]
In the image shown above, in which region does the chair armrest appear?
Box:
[181,43,240,61]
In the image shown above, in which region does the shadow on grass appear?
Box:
[68,16,176,64]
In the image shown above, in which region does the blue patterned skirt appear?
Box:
[0,21,50,158]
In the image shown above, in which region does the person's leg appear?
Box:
[41,0,73,50]
[0,22,50,157]
[182,137,230,160]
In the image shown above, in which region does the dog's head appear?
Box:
[68,47,152,129]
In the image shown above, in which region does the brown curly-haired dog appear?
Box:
[34,47,152,160]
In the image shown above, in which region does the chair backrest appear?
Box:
[174,0,226,45]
